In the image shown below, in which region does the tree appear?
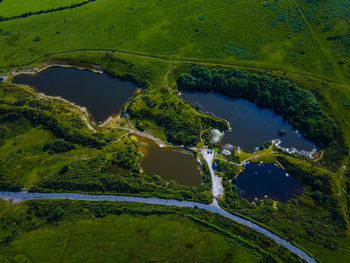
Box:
[114,151,136,170]
[59,165,69,175]
[310,191,323,202]
[47,206,64,222]
[153,175,161,182]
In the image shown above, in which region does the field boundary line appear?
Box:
[0,0,97,23]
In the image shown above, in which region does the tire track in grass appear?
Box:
[293,0,348,84]
[0,0,97,23]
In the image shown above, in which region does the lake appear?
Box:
[181,91,315,153]
[138,137,202,186]
[234,162,303,202]
[13,66,138,122]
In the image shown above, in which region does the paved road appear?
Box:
[0,191,317,263]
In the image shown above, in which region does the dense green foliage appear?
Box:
[178,66,348,169]
[43,139,75,154]
[128,87,227,146]
[178,67,337,147]
[0,84,213,203]
[0,107,104,148]
[31,152,213,203]
[215,159,240,179]
[278,157,346,229]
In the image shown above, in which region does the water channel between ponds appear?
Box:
[181,91,315,153]
[138,137,202,186]
[12,66,138,122]
[234,162,303,202]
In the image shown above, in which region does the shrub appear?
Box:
[310,191,323,201]
[278,129,287,136]
[47,206,64,222]
[49,139,75,154]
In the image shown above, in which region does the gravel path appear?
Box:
[201,148,224,206]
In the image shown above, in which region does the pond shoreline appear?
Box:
[10,64,140,125]
[181,91,317,157]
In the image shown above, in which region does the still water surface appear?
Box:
[13,67,138,122]
[139,138,202,186]
[234,162,303,202]
[182,91,315,152]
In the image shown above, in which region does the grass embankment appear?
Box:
[0,199,307,263]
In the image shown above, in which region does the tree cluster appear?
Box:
[128,94,226,147]
[277,156,347,231]
[0,107,104,148]
[43,139,75,154]
[177,66,347,167]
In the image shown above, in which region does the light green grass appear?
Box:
[0,0,349,84]
[0,206,263,263]
[0,0,81,17]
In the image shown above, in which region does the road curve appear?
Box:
[0,191,317,263]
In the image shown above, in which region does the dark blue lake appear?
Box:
[234,162,303,202]
[13,67,138,122]
[181,91,315,153]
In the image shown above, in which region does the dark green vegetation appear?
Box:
[128,87,227,146]
[178,66,347,170]
[0,84,213,203]
[216,153,350,263]
[0,199,308,263]
[0,0,349,262]
[175,58,350,263]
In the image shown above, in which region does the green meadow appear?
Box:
[0,0,81,17]
[0,0,349,84]
[0,0,350,262]
[0,199,304,263]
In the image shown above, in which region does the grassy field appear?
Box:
[0,0,349,84]
[1,215,262,263]
[0,0,82,17]
[0,199,304,263]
